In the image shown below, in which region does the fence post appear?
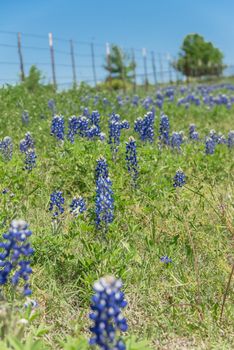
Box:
[167,54,172,83]
[173,56,179,84]
[151,51,157,88]
[48,32,57,89]
[106,42,112,90]
[142,48,148,91]
[158,53,164,84]
[131,48,136,93]
[91,42,97,87]
[17,32,25,81]
[70,39,77,86]
[121,47,126,92]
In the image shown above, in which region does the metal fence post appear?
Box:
[70,39,77,86]
[131,48,136,93]
[48,32,57,88]
[91,42,97,87]
[106,42,112,90]
[142,48,148,91]
[17,32,25,81]
[151,51,157,88]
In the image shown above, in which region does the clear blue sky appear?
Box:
[0,0,234,86]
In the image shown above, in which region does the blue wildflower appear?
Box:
[20,132,34,153]
[19,133,36,171]
[48,99,56,115]
[160,256,172,264]
[108,114,129,154]
[205,137,216,155]
[159,114,170,146]
[67,116,80,143]
[24,149,37,171]
[126,137,138,185]
[86,125,100,139]
[0,219,34,296]
[22,111,29,125]
[51,115,65,141]
[227,130,234,148]
[99,132,106,142]
[134,111,154,142]
[90,111,101,133]
[189,124,199,141]
[49,191,65,218]
[24,298,38,309]
[173,169,186,188]
[95,157,114,230]
[89,276,128,350]
[70,196,86,217]
[171,132,183,151]
[0,136,13,161]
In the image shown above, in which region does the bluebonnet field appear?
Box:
[0,82,234,349]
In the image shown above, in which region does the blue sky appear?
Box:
[0,0,234,86]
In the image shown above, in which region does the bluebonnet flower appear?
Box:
[21,111,29,125]
[79,116,89,137]
[171,132,183,151]
[83,107,90,117]
[70,196,86,217]
[217,133,226,144]
[20,132,34,153]
[0,136,13,161]
[132,95,139,106]
[227,130,234,148]
[90,110,101,133]
[108,114,129,154]
[189,124,196,136]
[189,124,199,141]
[191,131,199,141]
[134,111,154,142]
[205,137,216,155]
[159,114,170,146]
[209,130,219,144]
[89,276,128,350]
[48,99,56,115]
[0,219,34,296]
[19,133,36,171]
[24,149,37,171]
[67,116,80,143]
[99,132,106,142]
[126,137,138,185]
[86,125,100,139]
[173,169,186,188]
[24,298,38,309]
[51,115,65,141]
[49,191,65,218]
[160,256,172,264]
[95,157,114,230]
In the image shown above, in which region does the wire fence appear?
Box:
[0,30,233,89]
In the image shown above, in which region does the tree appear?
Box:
[174,34,224,79]
[23,65,43,91]
[104,45,136,83]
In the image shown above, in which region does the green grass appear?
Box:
[0,83,233,349]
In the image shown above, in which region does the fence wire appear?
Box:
[0,30,232,89]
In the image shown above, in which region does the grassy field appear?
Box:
[0,82,233,350]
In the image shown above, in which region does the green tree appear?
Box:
[23,65,43,92]
[174,34,224,79]
[104,45,136,83]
